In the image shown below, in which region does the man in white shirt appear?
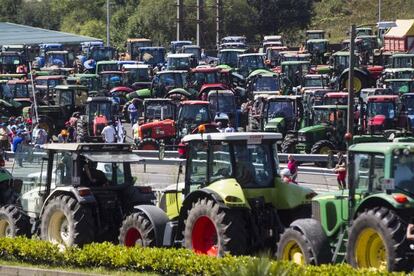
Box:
[101,122,116,143]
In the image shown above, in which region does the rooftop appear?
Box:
[0,22,102,46]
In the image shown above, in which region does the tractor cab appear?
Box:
[306,30,325,40]
[382,68,414,81]
[34,75,65,103]
[208,90,238,128]
[359,87,393,103]
[170,41,192,54]
[356,27,373,37]
[387,53,414,69]
[189,67,225,98]
[143,98,176,123]
[237,53,266,78]
[323,92,349,105]
[306,39,329,65]
[138,47,166,69]
[7,80,32,110]
[80,97,116,140]
[281,61,311,88]
[43,51,71,68]
[95,61,118,75]
[365,95,405,134]
[217,49,247,69]
[265,46,288,67]
[166,53,197,71]
[246,70,281,97]
[150,70,188,98]
[0,51,24,74]
[181,45,201,62]
[177,101,212,137]
[122,64,152,89]
[67,74,100,92]
[384,79,414,94]
[99,71,128,91]
[401,93,414,128]
[126,38,152,60]
[300,74,330,93]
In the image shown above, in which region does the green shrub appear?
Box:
[0,237,408,276]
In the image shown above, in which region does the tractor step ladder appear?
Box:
[332,226,348,263]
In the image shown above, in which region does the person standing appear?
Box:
[224,122,235,133]
[12,130,24,167]
[128,100,139,127]
[334,152,347,189]
[287,154,298,181]
[101,122,116,143]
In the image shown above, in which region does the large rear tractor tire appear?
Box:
[277,219,331,265]
[40,195,95,248]
[346,207,410,272]
[183,198,247,257]
[281,136,297,153]
[0,205,31,238]
[311,140,335,167]
[118,212,156,247]
[76,117,88,143]
[340,72,368,94]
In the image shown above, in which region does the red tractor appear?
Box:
[135,100,213,149]
[76,97,117,142]
[188,67,229,100]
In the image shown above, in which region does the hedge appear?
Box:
[0,237,408,275]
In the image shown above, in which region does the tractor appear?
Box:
[76,97,117,142]
[99,71,129,92]
[306,39,329,65]
[118,132,316,257]
[166,53,197,71]
[277,141,414,272]
[248,95,304,141]
[76,41,116,73]
[208,90,241,129]
[237,53,267,78]
[66,74,100,93]
[7,79,32,113]
[135,100,212,150]
[306,30,325,40]
[246,70,282,98]
[282,105,348,157]
[138,47,166,70]
[4,143,155,247]
[280,61,311,90]
[387,53,414,69]
[189,67,228,100]
[121,64,152,90]
[41,50,73,71]
[265,46,288,68]
[383,79,414,94]
[34,75,65,104]
[170,41,192,54]
[0,80,23,117]
[95,60,118,75]
[401,93,414,128]
[0,49,26,74]
[181,45,202,63]
[299,74,330,94]
[126,38,152,60]
[34,85,89,136]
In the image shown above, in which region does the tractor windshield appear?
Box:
[35,79,62,88]
[253,76,279,92]
[11,84,30,98]
[139,49,165,65]
[403,96,414,116]
[1,83,12,99]
[233,143,274,188]
[304,77,327,88]
[387,81,413,94]
[367,102,396,119]
[0,54,21,65]
[209,94,236,115]
[392,154,414,196]
[308,42,326,53]
[267,101,294,120]
[88,101,112,120]
[45,54,67,67]
[239,56,265,75]
[218,51,239,67]
[313,108,346,126]
[90,48,114,61]
[158,73,186,89]
[101,74,123,89]
[178,104,211,127]
[145,102,175,121]
[58,90,73,106]
[393,57,414,68]
[192,72,219,84]
[127,68,151,82]
[167,57,190,70]
[97,63,118,73]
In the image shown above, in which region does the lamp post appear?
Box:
[106,0,110,47]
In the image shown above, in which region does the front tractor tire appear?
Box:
[281,135,297,153]
[76,117,88,143]
[136,138,159,150]
[0,205,30,238]
[311,140,335,167]
[277,219,331,265]
[40,195,95,247]
[183,198,247,257]
[118,212,156,247]
[346,207,410,272]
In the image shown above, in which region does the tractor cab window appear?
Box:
[13,84,30,98]
[253,76,279,92]
[209,94,236,115]
[1,83,12,99]
[74,90,88,106]
[387,81,411,94]
[218,51,239,67]
[234,143,273,188]
[91,48,114,61]
[304,77,326,88]
[210,142,232,183]
[55,153,73,186]
[96,162,127,185]
[393,57,414,69]
[88,102,112,120]
[372,155,385,191]
[368,102,395,119]
[145,103,175,121]
[354,153,370,190]
[128,68,151,82]
[354,153,385,191]
[403,96,414,116]
[179,105,210,127]
[188,142,208,192]
[267,101,294,120]
[59,90,73,106]
[392,153,414,196]
[101,74,122,89]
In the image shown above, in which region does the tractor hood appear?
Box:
[127,88,151,100]
[298,124,327,134]
[264,117,285,132]
[368,115,386,126]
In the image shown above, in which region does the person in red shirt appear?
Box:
[334,152,346,189]
[287,154,298,181]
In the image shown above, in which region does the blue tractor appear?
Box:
[34,43,64,68]
[138,47,166,70]
[76,41,116,73]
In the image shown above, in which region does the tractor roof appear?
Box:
[332,51,349,56]
[139,46,165,50]
[182,45,200,49]
[391,53,414,58]
[181,100,209,105]
[367,95,399,102]
[73,73,99,78]
[122,64,151,69]
[42,143,132,152]
[167,53,194,58]
[207,90,233,96]
[86,96,112,103]
[267,46,288,51]
[266,95,301,101]
[305,74,328,79]
[127,38,152,42]
[54,84,88,90]
[219,49,246,53]
[263,35,282,41]
[239,53,265,58]
[99,71,124,75]
[248,69,276,78]
[306,39,329,43]
[191,67,220,73]
[46,50,68,54]
[7,80,30,84]
[144,98,173,104]
[349,142,414,155]
[96,60,118,64]
[384,68,414,72]
[157,70,187,75]
[35,75,65,80]
[281,60,310,65]
[306,30,325,33]
[182,132,282,143]
[384,78,414,82]
[325,92,348,98]
[313,105,348,110]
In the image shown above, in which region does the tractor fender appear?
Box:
[131,204,169,247]
[166,88,192,98]
[40,186,96,217]
[339,68,368,80]
[354,194,406,219]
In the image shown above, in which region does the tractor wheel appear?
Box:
[137,138,159,150]
[311,140,335,167]
[346,207,409,272]
[281,136,297,153]
[76,117,88,143]
[277,219,331,265]
[340,72,368,94]
[0,205,30,238]
[118,212,156,247]
[40,195,95,248]
[183,198,247,257]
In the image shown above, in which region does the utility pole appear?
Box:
[197,0,204,47]
[216,0,222,49]
[378,0,381,22]
[106,0,110,46]
[176,0,183,41]
[347,24,356,222]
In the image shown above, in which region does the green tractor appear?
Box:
[277,141,414,272]
[282,105,347,157]
[280,61,311,91]
[118,132,316,256]
[248,95,304,139]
